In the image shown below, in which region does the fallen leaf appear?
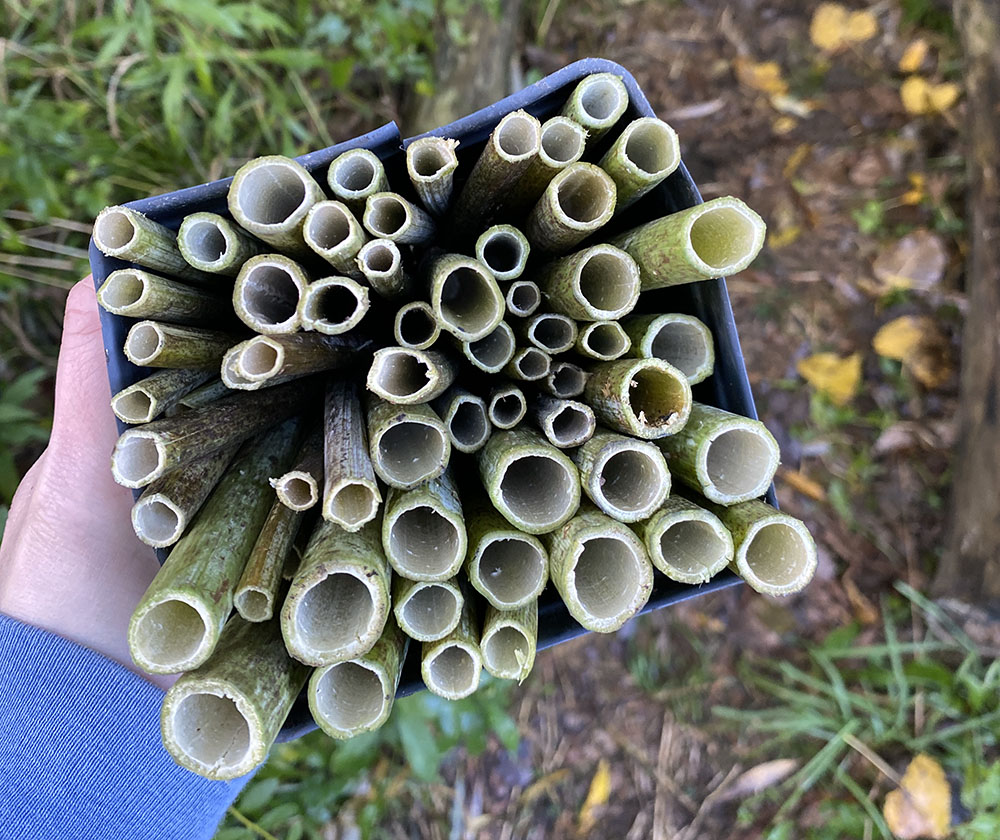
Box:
[717,759,800,802]
[520,768,571,805]
[901,76,961,115]
[810,3,879,53]
[773,116,797,135]
[771,94,815,117]
[797,352,862,405]
[899,39,929,73]
[734,58,789,96]
[872,229,947,292]
[842,575,879,624]
[578,760,612,834]
[900,173,926,206]
[872,316,953,388]
[768,226,802,249]
[778,467,827,501]
[783,143,812,179]
[883,754,951,839]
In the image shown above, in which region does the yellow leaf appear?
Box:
[883,754,951,839]
[773,116,797,135]
[578,759,612,834]
[735,58,789,96]
[902,76,961,115]
[778,467,827,501]
[873,316,926,361]
[783,143,812,179]
[810,3,878,52]
[797,352,862,405]
[899,39,929,73]
[873,316,953,388]
[928,82,960,112]
[901,173,926,205]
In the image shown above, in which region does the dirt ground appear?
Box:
[368,1,965,837]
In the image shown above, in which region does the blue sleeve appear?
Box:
[0,613,250,840]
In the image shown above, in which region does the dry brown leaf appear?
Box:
[901,76,961,115]
[578,760,611,834]
[872,316,952,388]
[872,230,947,292]
[778,467,827,501]
[734,58,789,96]
[842,575,879,624]
[717,759,800,802]
[797,352,862,405]
[899,39,929,73]
[810,3,878,53]
[883,754,951,839]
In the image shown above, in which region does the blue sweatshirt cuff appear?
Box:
[0,613,249,840]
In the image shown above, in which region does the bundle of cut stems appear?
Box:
[109,73,812,780]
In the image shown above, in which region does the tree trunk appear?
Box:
[933,0,1000,621]
[402,0,522,134]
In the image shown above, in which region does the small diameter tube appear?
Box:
[574,432,670,523]
[656,403,780,504]
[93,205,213,283]
[449,109,542,235]
[506,281,541,318]
[575,320,631,361]
[112,368,212,425]
[610,196,767,290]
[235,497,303,622]
[479,428,580,534]
[232,332,362,386]
[519,313,578,355]
[625,313,715,385]
[323,380,382,532]
[303,200,368,276]
[327,148,389,214]
[98,269,228,326]
[427,254,505,341]
[488,386,527,430]
[299,276,369,335]
[527,162,617,254]
[382,470,467,581]
[131,445,238,549]
[421,597,482,700]
[393,576,463,642]
[406,136,460,216]
[308,619,406,740]
[547,507,653,633]
[536,244,640,321]
[160,613,310,780]
[362,192,436,245]
[599,117,681,210]
[123,321,235,370]
[481,602,537,682]
[271,424,323,512]
[533,394,596,449]
[506,116,588,216]
[544,362,589,399]
[111,380,311,489]
[228,155,326,255]
[233,254,309,334]
[559,72,629,142]
[461,321,516,373]
[394,301,441,351]
[367,398,451,490]
[178,212,264,276]
[281,519,391,665]
[503,347,551,382]
[637,496,733,584]
[433,387,491,454]
[366,347,458,405]
[356,239,411,299]
[584,358,692,440]
[465,503,548,609]
[475,225,530,281]
[128,420,301,674]
[703,498,818,596]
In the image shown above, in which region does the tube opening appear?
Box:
[514,348,549,380]
[397,305,437,347]
[574,537,641,619]
[238,163,308,225]
[412,145,449,178]
[628,367,686,429]
[240,264,300,326]
[482,234,523,274]
[278,474,317,509]
[658,520,728,578]
[296,572,375,652]
[490,391,526,428]
[239,342,280,377]
[306,204,352,250]
[541,120,585,164]
[477,537,545,605]
[183,220,227,262]
[103,271,145,308]
[113,389,154,424]
[580,78,623,121]
[426,645,477,694]
[133,498,182,545]
[650,320,712,378]
[579,252,637,313]
[705,428,776,497]
[378,422,447,485]
[235,589,271,622]
[305,282,364,329]
[508,282,540,316]
[449,400,488,449]
[95,209,137,250]
[360,241,399,276]
[172,692,250,769]
[389,505,462,577]
[549,364,587,398]
[328,482,379,528]
[499,455,574,527]
[125,323,162,364]
[440,266,499,336]
[549,405,591,445]
[744,522,813,586]
[135,600,208,668]
[598,450,661,513]
[530,315,575,353]
[624,121,677,176]
[366,196,408,237]
[314,662,385,731]
[372,350,432,400]
[556,169,611,223]
[496,114,538,158]
[483,626,529,676]
[115,433,163,484]
[334,154,378,192]
[468,324,515,370]
[584,323,628,359]
[689,206,759,271]
[401,584,460,638]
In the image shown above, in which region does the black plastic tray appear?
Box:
[88,57,772,739]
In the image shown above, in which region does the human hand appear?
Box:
[0,278,171,689]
